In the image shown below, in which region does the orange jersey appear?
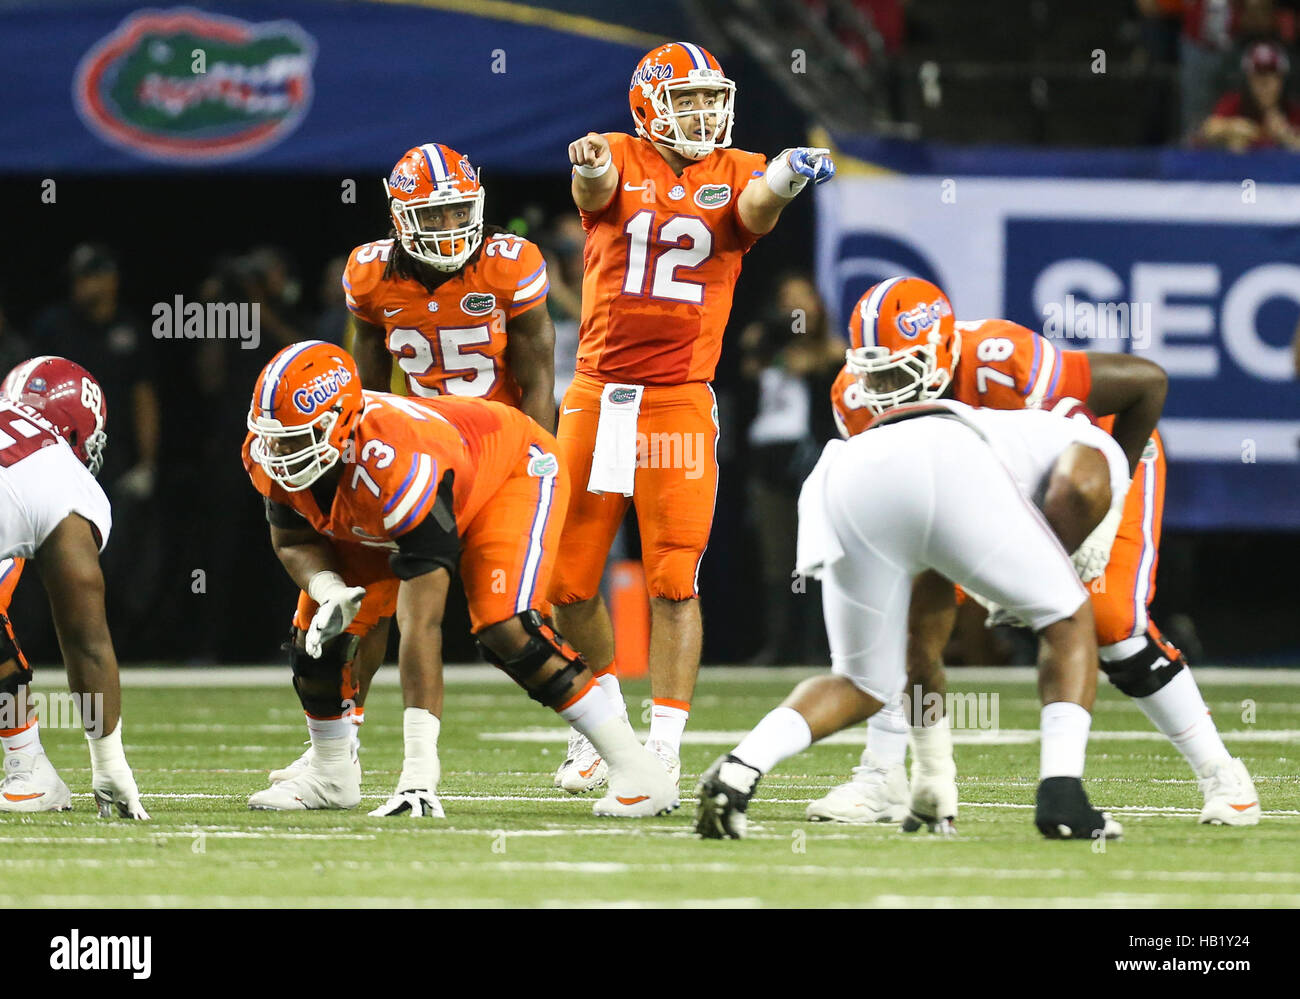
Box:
[343,234,549,406]
[576,132,768,385]
[243,391,539,547]
[832,319,1097,437]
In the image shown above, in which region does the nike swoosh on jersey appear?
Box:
[562,407,582,415]
[384,307,403,317]
[623,182,648,192]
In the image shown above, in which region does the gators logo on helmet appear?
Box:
[628,42,735,161]
[385,143,485,273]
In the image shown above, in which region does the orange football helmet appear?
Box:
[247,340,363,491]
[845,276,961,414]
[385,143,485,272]
[629,42,735,160]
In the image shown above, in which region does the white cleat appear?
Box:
[0,751,72,813]
[1198,757,1261,826]
[806,751,910,824]
[271,736,359,783]
[249,756,361,811]
[593,748,680,818]
[646,738,681,789]
[554,729,608,795]
[269,743,313,783]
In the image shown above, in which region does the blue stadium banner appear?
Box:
[0,1,663,172]
[816,137,1300,530]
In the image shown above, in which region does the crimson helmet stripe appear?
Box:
[259,340,326,414]
[858,276,906,348]
[679,41,707,70]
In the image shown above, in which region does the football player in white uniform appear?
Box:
[696,395,1131,841]
[0,357,148,818]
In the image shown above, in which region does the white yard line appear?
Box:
[480,727,1300,745]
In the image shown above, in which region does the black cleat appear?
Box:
[1035,776,1123,840]
[694,754,762,840]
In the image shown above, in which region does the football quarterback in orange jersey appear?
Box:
[243,341,677,817]
[806,277,1259,827]
[549,41,836,794]
[262,145,560,796]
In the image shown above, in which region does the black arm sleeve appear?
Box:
[265,495,310,529]
[388,471,460,580]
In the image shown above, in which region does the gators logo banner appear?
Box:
[74,8,316,163]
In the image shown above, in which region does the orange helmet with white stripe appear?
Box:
[845,276,962,415]
[247,340,362,491]
[386,143,485,272]
[629,42,735,161]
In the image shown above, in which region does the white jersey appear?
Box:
[0,401,111,559]
[797,400,1126,703]
[881,399,1131,513]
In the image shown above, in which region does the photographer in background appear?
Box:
[739,272,845,665]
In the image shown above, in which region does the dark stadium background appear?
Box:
[1,0,1297,668]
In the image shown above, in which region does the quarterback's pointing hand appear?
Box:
[765,146,836,199]
[569,132,611,170]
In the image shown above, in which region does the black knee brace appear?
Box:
[0,614,32,696]
[285,628,360,718]
[478,610,588,708]
[1100,632,1184,698]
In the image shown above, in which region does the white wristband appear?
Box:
[308,570,348,604]
[764,149,808,200]
[574,158,611,179]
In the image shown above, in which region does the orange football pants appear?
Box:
[292,543,398,638]
[1090,430,1167,646]
[549,373,719,604]
[0,558,23,615]
[459,434,568,632]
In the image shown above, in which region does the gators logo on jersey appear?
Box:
[460,293,495,316]
[694,183,732,209]
[73,8,316,164]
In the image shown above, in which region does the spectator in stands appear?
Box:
[0,303,31,376]
[313,255,350,346]
[1179,0,1241,139]
[28,244,162,655]
[739,272,845,664]
[1197,40,1300,148]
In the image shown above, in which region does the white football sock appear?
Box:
[399,707,441,787]
[595,672,626,719]
[648,703,689,754]
[561,684,650,768]
[1,717,41,755]
[1039,702,1091,780]
[865,697,909,768]
[909,713,955,777]
[85,719,129,772]
[306,715,353,766]
[1132,669,1229,776]
[732,706,812,774]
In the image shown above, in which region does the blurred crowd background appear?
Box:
[3,0,1298,667]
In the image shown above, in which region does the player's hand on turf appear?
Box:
[368,788,445,818]
[788,146,835,185]
[93,767,150,820]
[305,584,366,658]
[569,132,610,169]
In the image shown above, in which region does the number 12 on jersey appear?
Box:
[622,211,713,305]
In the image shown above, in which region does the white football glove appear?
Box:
[86,722,149,819]
[1072,503,1124,583]
[368,788,445,819]
[305,571,366,658]
[765,146,836,198]
[92,768,150,820]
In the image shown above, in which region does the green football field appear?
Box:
[5,665,1298,908]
